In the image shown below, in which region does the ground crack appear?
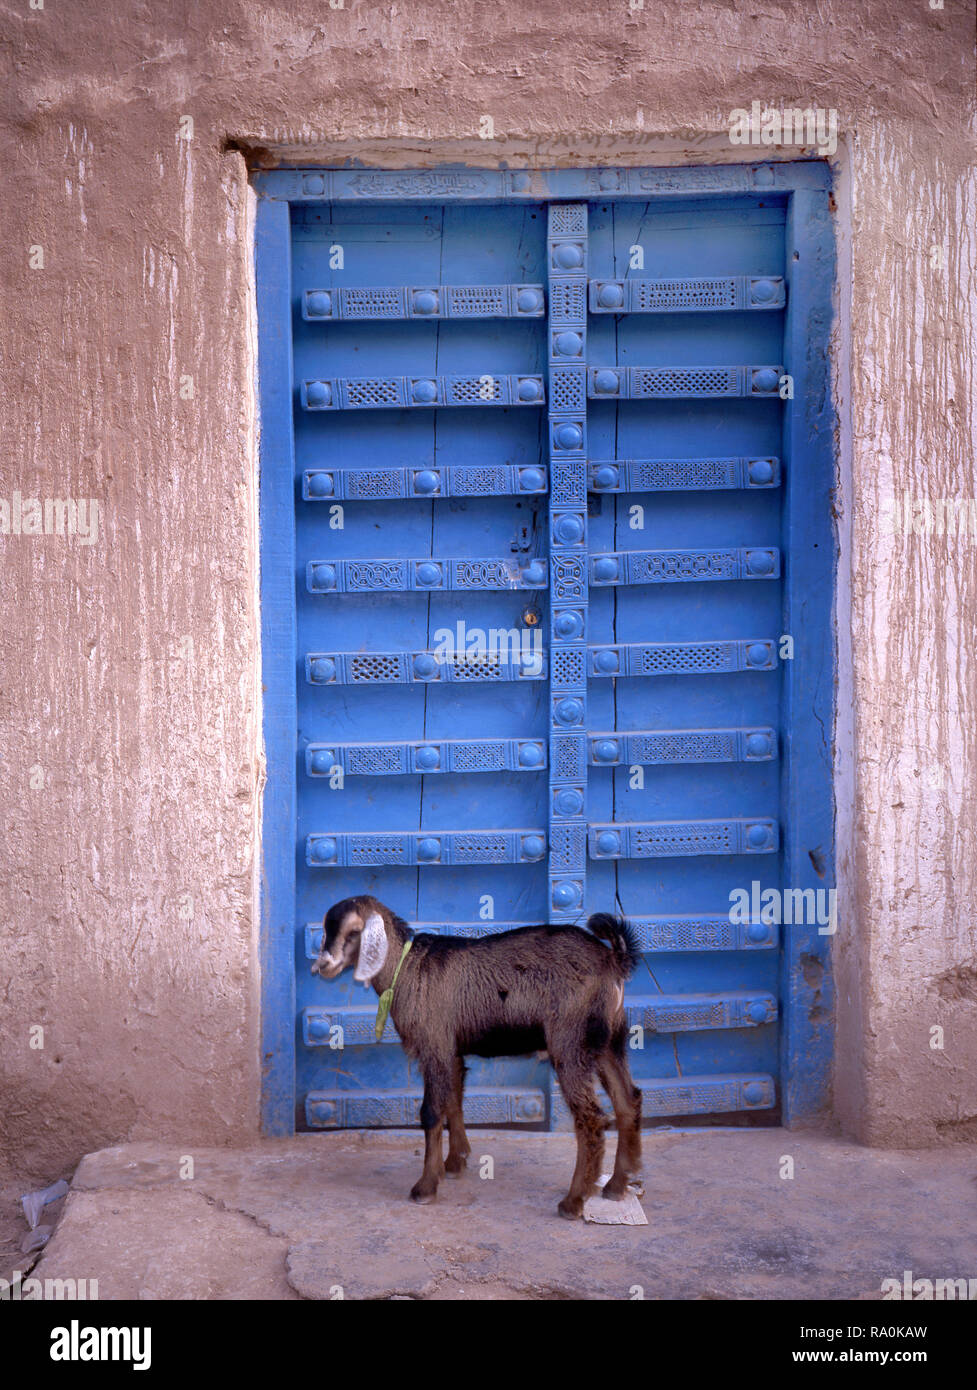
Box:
[183,1186,289,1241]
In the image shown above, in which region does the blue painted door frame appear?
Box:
[254,162,836,1135]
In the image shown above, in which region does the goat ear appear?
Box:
[354,913,388,983]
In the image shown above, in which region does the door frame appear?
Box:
[253,160,837,1135]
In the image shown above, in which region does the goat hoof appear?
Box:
[601,1180,627,1201]
[410,1184,438,1204]
[445,1154,468,1175]
[557,1196,584,1220]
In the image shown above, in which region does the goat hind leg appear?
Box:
[597,1052,642,1200]
[615,1030,643,1179]
[553,1061,606,1220]
[444,1057,471,1175]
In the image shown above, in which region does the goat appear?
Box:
[311,894,643,1219]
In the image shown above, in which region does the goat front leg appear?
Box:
[410,1064,452,1204]
[444,1057,470,1175]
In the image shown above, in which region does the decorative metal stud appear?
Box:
[412,289,440,315]
[307,1099,335,1125]
[591,464,619,490]
[751,367,780,394]
[554,698,584,726]
[554,788,584,817]
[413,653,439,680]
[596,282,625,309]
[518,742,545,768]
[306,1014,333,1042]
[514,1095,544,1120]
[748,277,785,306]
[551,880,582,910]
[746,823,772,849]
[552,242,584,270]
[553,609,584,639]
[553,513,585,545]
[311,564,336,590]
[745,550,776,577]
[307,471,334,497]
[595,830,621,856]
[593,739,620,764]
[553,331,583,357]
[519,467,546,491]
[413,470,440,494]
[306,291,332,318]
[746,642,773,667]
[553,421,584,450]
[592,556,619,583]
[593,649,620,674]
[592,369,620,395]
[309,657,336,683]
[747,458,776,485]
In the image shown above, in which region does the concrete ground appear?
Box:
[22,1129,977,1300]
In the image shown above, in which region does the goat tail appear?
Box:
[586,913,640,979]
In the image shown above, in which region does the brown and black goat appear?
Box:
[311,894,643,1218]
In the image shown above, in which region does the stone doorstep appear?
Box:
[23,1129,977,1301]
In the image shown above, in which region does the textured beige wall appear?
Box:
[1,1,974,1178]
[838,115,977,1145]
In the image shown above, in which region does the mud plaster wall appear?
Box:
[0,1,974,1177]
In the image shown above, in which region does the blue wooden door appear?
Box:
[256,168,835,1134]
